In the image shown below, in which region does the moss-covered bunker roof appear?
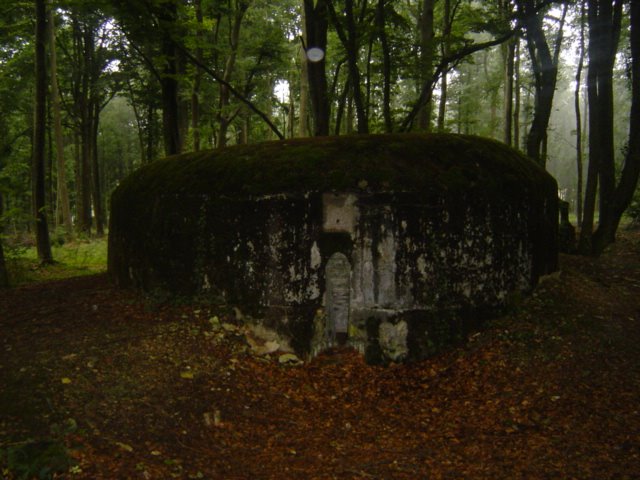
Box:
[113,133,554,202]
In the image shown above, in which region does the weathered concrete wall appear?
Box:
[109,134,558,363]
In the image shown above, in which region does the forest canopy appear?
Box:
[0,0,638,280]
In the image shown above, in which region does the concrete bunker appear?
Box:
[108,133,558,363]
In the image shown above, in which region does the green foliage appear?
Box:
[5,237,107,286]
[0,0,634,254]
[47,238,107,269]
[1,418,78,478]
[0,4,35,236]
[1,441,72,480]
[98,96,142,193]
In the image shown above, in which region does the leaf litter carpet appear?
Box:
[1,232,640,479]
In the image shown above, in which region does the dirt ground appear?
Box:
[1,232,640,479]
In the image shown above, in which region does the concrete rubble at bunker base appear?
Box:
[108,133,559,364]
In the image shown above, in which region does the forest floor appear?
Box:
[1,232,640,479]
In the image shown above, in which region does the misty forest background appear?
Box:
[0,0,639,284]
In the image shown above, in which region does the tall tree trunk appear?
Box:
[298,46,311,136]
[33,0,53,263]
[513,38,521,150]
[126,79,148,165]
[375,0,392,133]
[503,39,515,145]
[326,0,368,133]
[47,105,54,222]
[437,0,451,133]
[485,48,498,138]
[365,28,374,124]
[518,0,567,166]
[217,1,250,148]
[0,244,6,288]
[73,18,93,234]
[161,57,181,155]
[303,0,330,136]
[79,117,93,233]
[288,79,295,139]
[580,103,598,252]
[593,2,618,231]
[580,1,612,252]
[239,113,249,144]
[417,0,435,131]
[376,0,392,133]
[73,131,81,222]
[91,102,104,236]
[335,76,350,135]
[437,74,447,132]
[346,91,354,134]
[609,0,640,227]
[590,0,638,253]
[501,0,515,145]
[298,48,310,136]
[580,0,621,253]
[48,1,72,237]
[176,49,190,149]
[159,1,182,155]
[146,104,156,163]
[298,2,310,137]
[456,92,461,134]
[574,1,586,227]
[0,193,9,288]
[191,0,204,151]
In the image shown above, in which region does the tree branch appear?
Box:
[173,43,284,141]
[400,30,518,132]
[128,42,162,83]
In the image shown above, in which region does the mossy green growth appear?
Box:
[6,238,107,286]
[112,133,553,205]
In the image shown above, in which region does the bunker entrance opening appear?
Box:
[325,252,351,345]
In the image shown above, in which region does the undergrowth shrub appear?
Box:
[1,440,72,480]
